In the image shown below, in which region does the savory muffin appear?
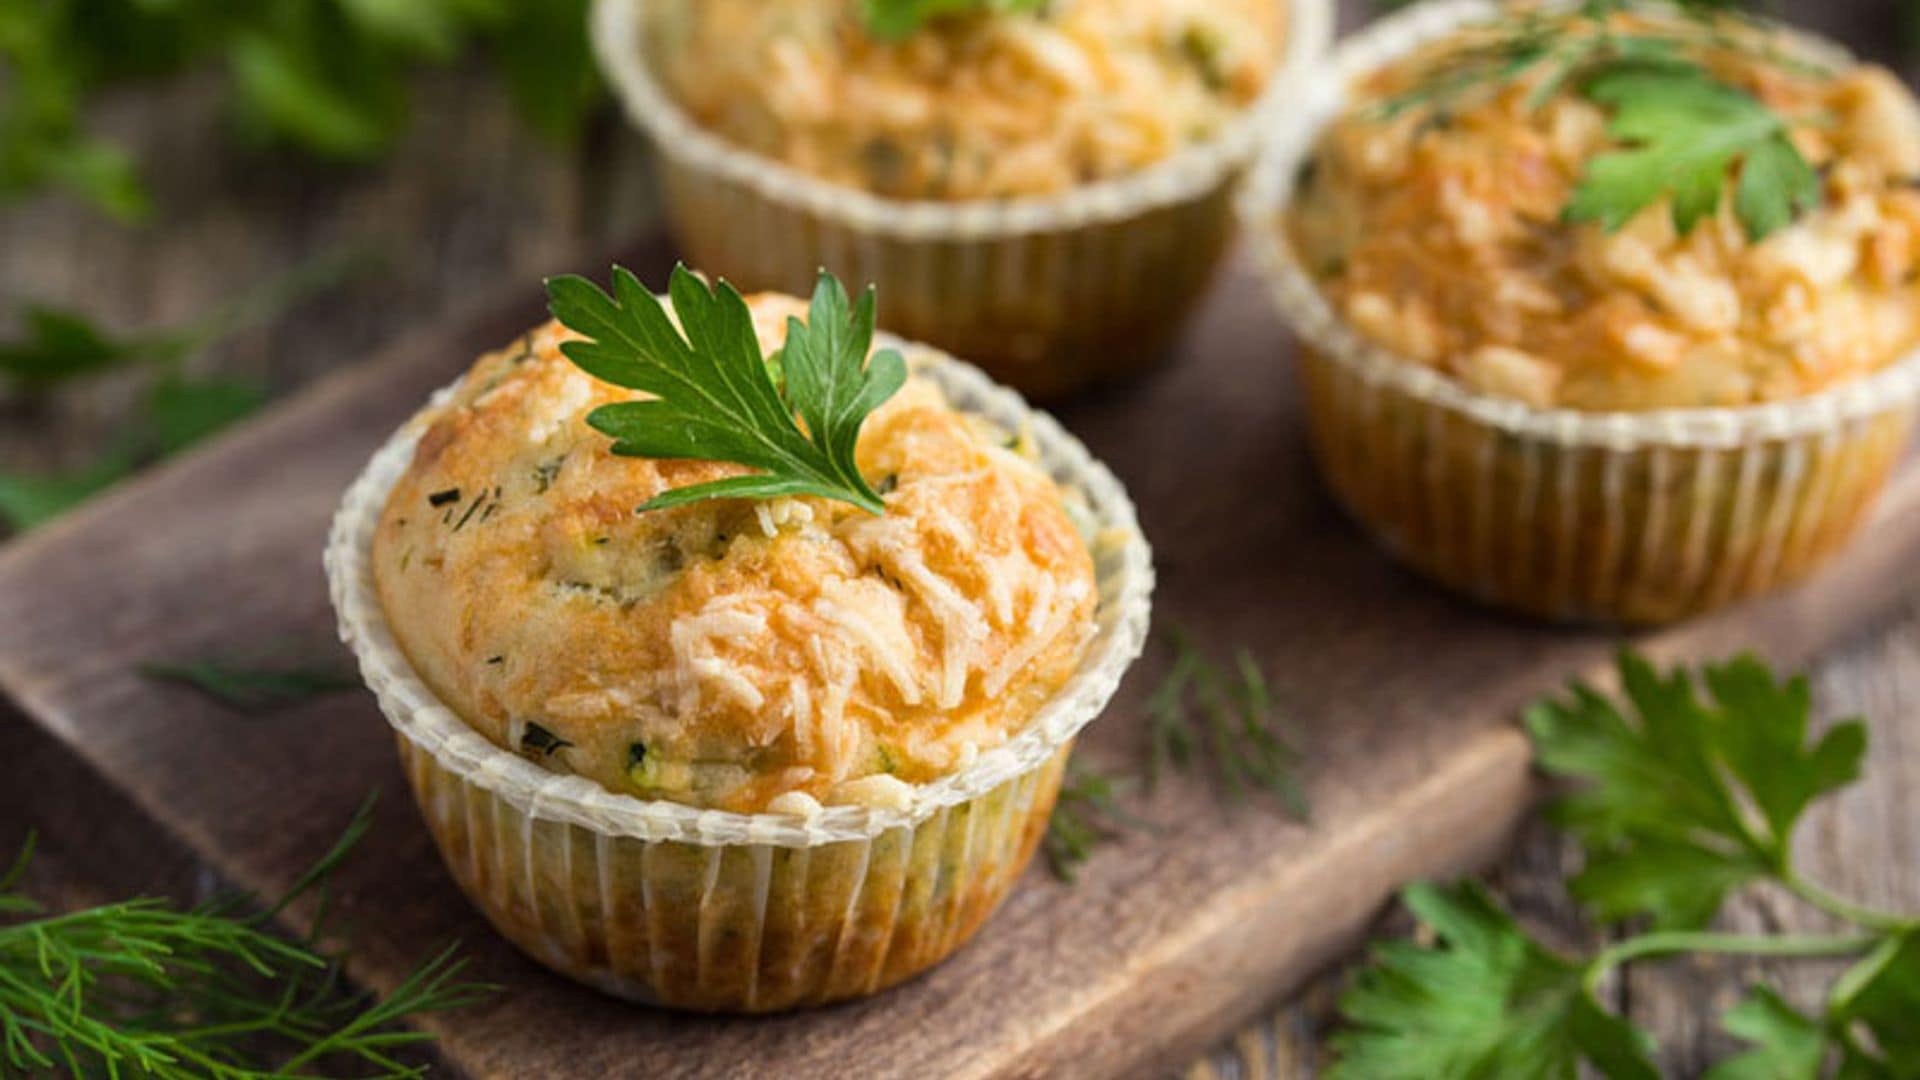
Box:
[332,269,1149,1011]
[593,0,1329,399]
[1245,2,1920,623]
[1289,10,1920,411]
[371,295,1097,815]
[646,0,1284,200]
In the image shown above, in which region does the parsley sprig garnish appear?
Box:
[1373,1,1823,241]
[545,265,905,515]
[1566,59,1821,240]
[859,0,1051,41]
[1329,651,1919,1079]
[0,797,493,1078]
[1532,651,1870,932]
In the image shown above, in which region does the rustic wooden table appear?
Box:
[2,2,1916,1076]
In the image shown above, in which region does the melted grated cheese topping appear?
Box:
[1289,10,1920,410]
[644,0,1285,200]
[370,294,1097,813]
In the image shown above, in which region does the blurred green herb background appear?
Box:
[0,0,605,537]
[0,248,381,530]
[1,0,598,223]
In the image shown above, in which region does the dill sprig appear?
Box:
[1374,0,1762,118]
[1145,629,1310,819]
[139,660,360,713]
[0,797,494,1078]
[1044,633,1311,883]
[1043,760,1152,884]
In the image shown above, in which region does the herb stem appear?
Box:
[1583,930,1878,993]
[167,248,383,366]
[1783,871,1916,933]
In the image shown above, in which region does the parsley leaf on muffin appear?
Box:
[544,264,905,515]
[859,0,1050,41]
[1566,59,1821,240]
[1374,3,1823,241]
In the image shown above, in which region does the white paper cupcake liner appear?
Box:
[590,0,1333,398]
[1238,0,1920,623]
[325,333,1153,1009]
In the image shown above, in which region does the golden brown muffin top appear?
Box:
[1288,9,1920,411]
[646,0,1284,199]
[371,296,1096,815]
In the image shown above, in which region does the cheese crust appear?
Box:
[371,295,1096,814]
[1288,11,1920,411]
[644,0,1284,200]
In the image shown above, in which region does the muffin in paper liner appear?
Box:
[589,0,1333,401]
[325,336,1154,1011]
[1239,0,1920,625]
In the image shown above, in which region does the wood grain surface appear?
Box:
[3,2,1918,1076]
[6,245,1920,1078]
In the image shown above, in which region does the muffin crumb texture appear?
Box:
[1290,10,1920,411]
[372,295,1097,814]
[646,0,1284,199]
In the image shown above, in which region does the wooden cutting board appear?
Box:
[7,238,1920,1079]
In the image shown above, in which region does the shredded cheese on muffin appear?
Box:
[371,295,1097,814]
[645,0,1284,199]
[1288,11,1920,411]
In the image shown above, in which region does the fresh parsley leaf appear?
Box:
[1735,131,1824,242]
[1703,987,1830,1080]
[0,305,155,386]
[860,0,1051,41]
[486,0,601,142]
[148,375,267,454]
[1329,881,1659,1080]
[227,19,404,161]
[1526,651,1866,930]
[0,0,152,223]
[140,660,359,712]
[2,130,152,224]
[337,0,472,59]
[0,445,140,530]
[1372,7,1821,239]
[1829,930,1920,1075]
[1566,61,1819,240]
[1334,652,1913,1079]
[545,264,905,515]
